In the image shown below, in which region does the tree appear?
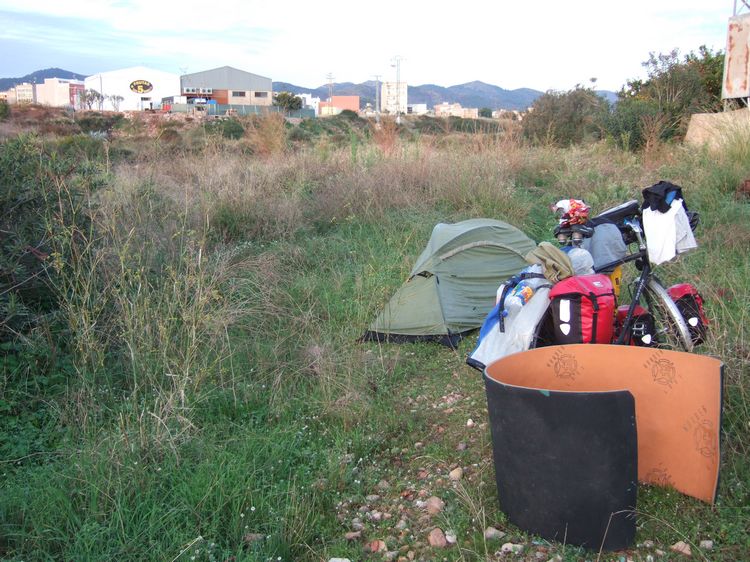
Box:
[84,89,104,110]
[609,46,724,148]
[273,91,303,113]
[479,107,492,118]
[522,86,609,146]
[108,94,124,112]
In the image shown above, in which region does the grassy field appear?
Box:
[1,111,749,561]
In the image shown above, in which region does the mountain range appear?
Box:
[273,80,617,110]
[1,68,617,110]
[0,68,86,92]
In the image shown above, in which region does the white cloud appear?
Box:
[0,0,733,90]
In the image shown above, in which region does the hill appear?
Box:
[273,79,618,111]
[0,68,617,110]
[0,68,87,91]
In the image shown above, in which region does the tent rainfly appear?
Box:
[363,218,537,347]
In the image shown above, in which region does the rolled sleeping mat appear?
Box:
[484,373,637,550]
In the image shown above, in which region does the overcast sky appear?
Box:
[0,1,738,91]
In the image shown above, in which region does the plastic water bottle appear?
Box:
[503,281,535,319]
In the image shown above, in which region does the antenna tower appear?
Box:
[326,73,334,103]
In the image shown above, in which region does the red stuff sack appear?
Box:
[668,283,708,345]
[549,274,616,344]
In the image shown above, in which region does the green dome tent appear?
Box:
[363,218,537,347]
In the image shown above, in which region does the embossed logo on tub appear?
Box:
[547,349,580,380]
[644,351,678,390]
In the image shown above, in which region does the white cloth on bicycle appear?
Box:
[642,198,697,265]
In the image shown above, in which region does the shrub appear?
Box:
[522,86,609,146]
[0,99,9,121]
[0,135,95,340]
[221,118,245,139]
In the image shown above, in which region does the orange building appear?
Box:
[319,95,360,115]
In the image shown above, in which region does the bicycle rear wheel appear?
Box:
[643,277,693,352]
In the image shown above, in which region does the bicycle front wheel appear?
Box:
[644,277,693,352]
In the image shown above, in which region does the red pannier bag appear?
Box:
[549,274,616,344]
[615,304,657,347]
[668,283,708,345]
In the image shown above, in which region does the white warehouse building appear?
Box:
[84,66,180,111]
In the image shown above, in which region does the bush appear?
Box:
[0,99,9,120]
[0,135,94,340]
[221,118,245,139]
[522,86,609,146]
[75,112,124,134]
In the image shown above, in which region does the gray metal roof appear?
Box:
[181,66,272,91]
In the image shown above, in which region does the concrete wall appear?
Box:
[684,108,750,150]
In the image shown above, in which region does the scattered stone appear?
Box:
[395,519,408,530]
[656,549,666,556]
[449,467,464,481]
[414,500,426,509]
[344,531,361,541]
[456,442,467,451]
[358,505,371,513]
[328,558,351,562]
[646,555,655,562]
[407,550,415,560]
[484,527,506,541]
[671,541,692,556]
[699,540,714,550]
[366,494,381,503]
[341,454,354,464]
[425,496,445,515]
[367,539,387,553]
[445,530,457,544]
[642,540,655,548]
[377,480,391,491]
[385,551,399,561]
[466,419,475,428]
[414,442,424,449]
[367,510,383,521]
[243,533,264,543]
[428,528,448,548]
[501,542,524,554]
[444,408,455,414]
[546,556,562,562]
[417,469,429,479]
[351,517,364,531]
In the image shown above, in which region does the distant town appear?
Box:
[0,64,528,120]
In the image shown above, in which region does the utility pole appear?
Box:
[372,74,381,122]
[326,72,335,115]
[391,55,405,123]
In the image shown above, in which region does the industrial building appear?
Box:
[3,82,35,104]
[434,102,479,119]
[36,78,84,109]
[180,66,272,106]
[84,66,180,111]
[319,95,360,116]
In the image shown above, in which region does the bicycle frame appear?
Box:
[594,249,650,345]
